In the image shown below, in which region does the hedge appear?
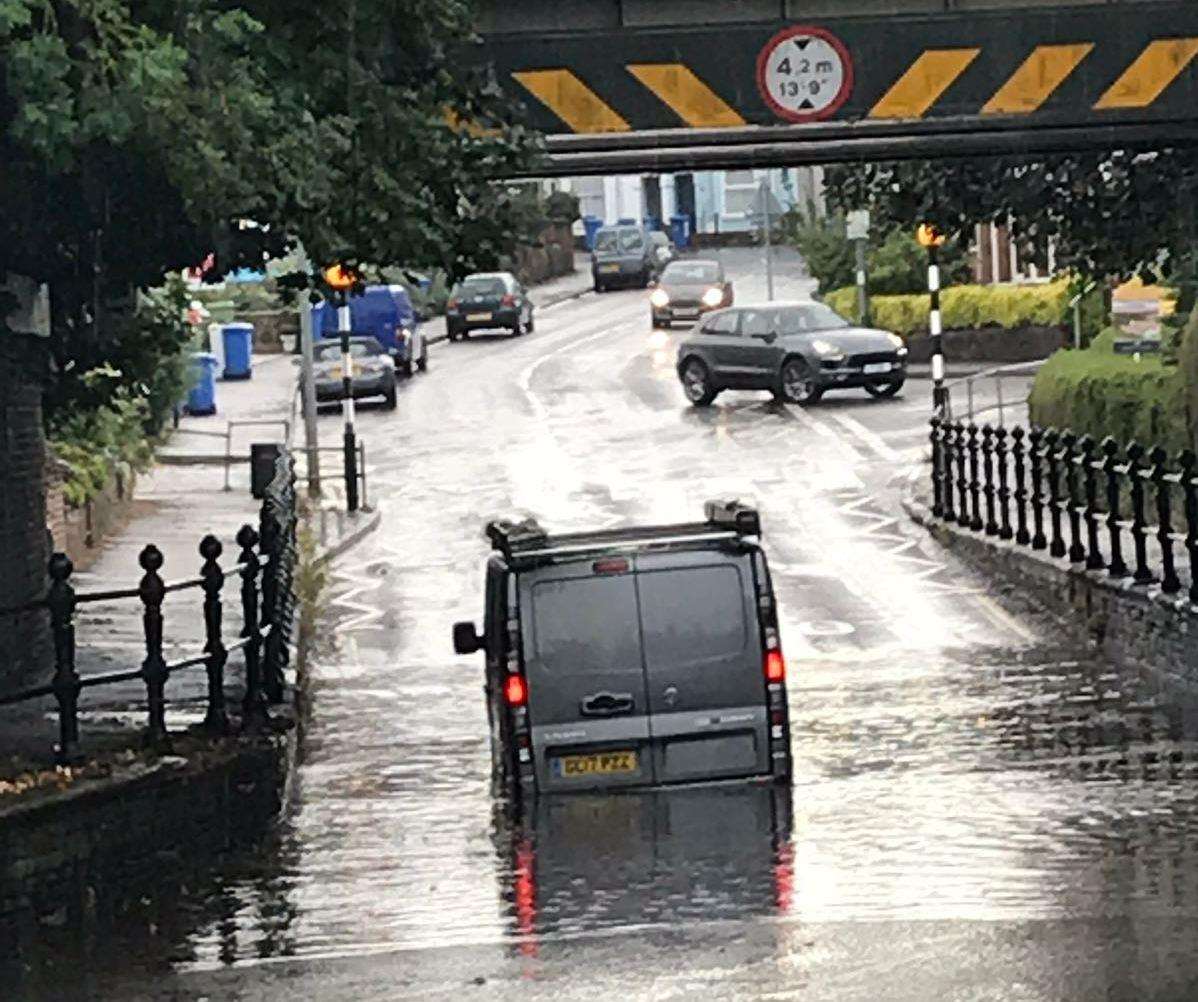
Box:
[825,279,1071,338]
[1027,327,1189,454]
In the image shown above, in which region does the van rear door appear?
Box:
[635,550,770,785]
[522,565,655,791]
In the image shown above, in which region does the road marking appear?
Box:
[512,69,630,133]
[983,44,1094,115]
[627,63,745,127]
[1095,38,1198,109]
[826,411,902,461]
[869,49,981,119]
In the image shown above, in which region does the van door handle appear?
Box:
[580,692,635,717]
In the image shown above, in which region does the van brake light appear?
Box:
[765,650,786,683]
[505,673,528,707]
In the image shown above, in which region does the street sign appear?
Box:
[756,27,853,124]
[846,210,870,242]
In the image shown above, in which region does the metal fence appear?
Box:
[0,449,298,763]
[929,418,1198,603]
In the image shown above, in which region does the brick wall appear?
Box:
[0,335,50,696]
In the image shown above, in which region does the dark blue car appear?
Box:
[313,285,428,376]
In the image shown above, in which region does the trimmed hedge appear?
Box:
[1027,327,1189,454]
[826,280,1070,338]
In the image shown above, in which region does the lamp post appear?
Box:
[917,224,948,417]
[323,264,360,513]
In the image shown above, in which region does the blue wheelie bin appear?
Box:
[221,322,254,380]
[582,215,603,250]
[670,213,693,249]
[186,353,219,416]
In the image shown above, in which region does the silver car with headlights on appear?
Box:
[650,259,733,328]
[314,336,398,410]
[675,301,908,407]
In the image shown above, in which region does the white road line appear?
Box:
[826,411,903,462]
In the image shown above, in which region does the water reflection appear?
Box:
[493,783,794,950]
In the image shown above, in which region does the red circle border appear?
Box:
[755,25,854,124]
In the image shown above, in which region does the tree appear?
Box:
[0,0,541,420]
[822,150,1198,300]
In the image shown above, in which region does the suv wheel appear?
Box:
[383,384,398,409]
[526,309,535,333]
[779,357,823,406]
[681,358,717,407]
[512,316,524,337]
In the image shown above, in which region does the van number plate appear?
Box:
[553,750,638,777]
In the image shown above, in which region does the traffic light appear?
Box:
[916,224,946,249]
[322,263,360,291]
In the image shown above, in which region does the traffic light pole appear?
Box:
[928,244,947,417]
[337,295,360,513]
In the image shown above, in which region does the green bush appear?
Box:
[826,280,1071,337]
[1028,327,1189,453]
[781,210,970,296]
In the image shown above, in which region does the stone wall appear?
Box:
[906,493,1198,693]
[0,730,292,971]
[515,221,576,286]
[0,335,51,696]
[904,325,1066,365]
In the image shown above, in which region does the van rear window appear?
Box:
[637,566,748,665]
[530,576,641,671]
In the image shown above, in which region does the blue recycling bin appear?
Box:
[670,213,693,249]
[221,322,254,380]
[643,214,661,232]
[582,215,603,250]
[186,353,219,416]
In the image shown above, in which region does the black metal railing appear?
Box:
[0,450,298,763]
[930,418,1198,602]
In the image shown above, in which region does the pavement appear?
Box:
[0,354,372,768]
[27,244,1197,1002]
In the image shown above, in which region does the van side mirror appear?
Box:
[453,621,483,655]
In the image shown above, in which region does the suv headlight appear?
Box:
[811,338,845,360]
[650,288,670,308]
[702,287,723,307]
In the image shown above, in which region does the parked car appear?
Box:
[446,272,534,340]
[452,500,792,799]
[675,301,908,407]
[650,259,734,328]
[312,336,397,409]
[312,285,427,376]
[591,225,656,292]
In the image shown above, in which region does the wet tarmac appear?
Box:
[14,249,1198,1000]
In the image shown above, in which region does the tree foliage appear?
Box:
[1,0,541,421]
[822,151,1198,296]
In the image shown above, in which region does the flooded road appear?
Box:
[28,250,1198,1000]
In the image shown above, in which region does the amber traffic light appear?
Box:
[322,263,359,291]
[916,224,946,248]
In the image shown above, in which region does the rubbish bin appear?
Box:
[186,353,219,416]
[643,214,661,232]
[221,322,255,380]
[250,443,283,499]
[582,215,603,250]
[670,214,693,249]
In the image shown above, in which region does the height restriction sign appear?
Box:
[756,26,853,123]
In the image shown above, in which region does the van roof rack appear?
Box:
[485,500,760,564]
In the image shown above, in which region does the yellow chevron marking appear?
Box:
[982,44,1094,115]
[512,69,629,133]
[1095,38,1198,109]
[626,63,746,128]
[869,49,981,119]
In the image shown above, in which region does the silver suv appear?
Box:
[453,502,792,800]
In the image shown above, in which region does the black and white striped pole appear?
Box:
[917,224,948,417]
[324,264,360,513]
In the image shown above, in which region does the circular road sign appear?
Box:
[756,26,853,124]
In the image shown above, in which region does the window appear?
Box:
[530,576,641,672]
[456,276,506,296]
[722,169,763,218]
[703,312,739,336]
[773,303,850,333]
[740,310,772,337]
[315,339,382,360]
[637,566,748,667]
[663,261,720,283]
